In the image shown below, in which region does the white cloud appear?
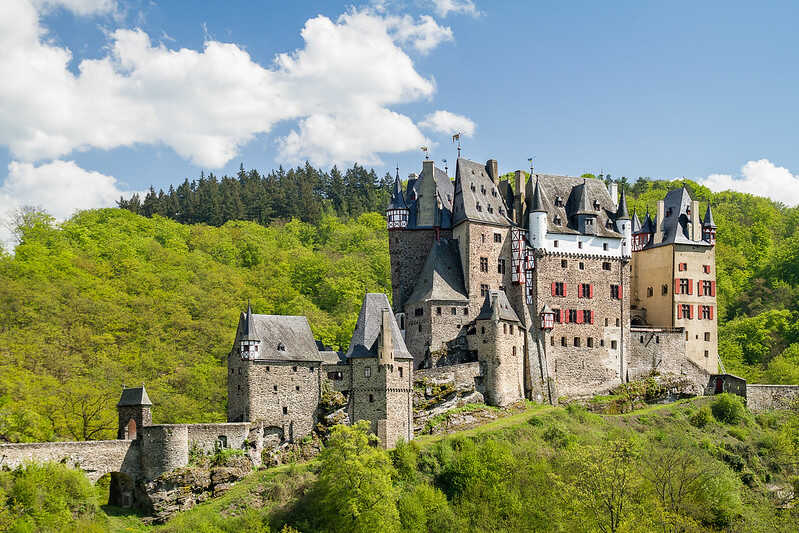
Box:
[430,0,479,18]
[31,0,115,16]
[419,110,476,137]
[0,1,449,169]
[0,159,136,248]
[702,159,799,206]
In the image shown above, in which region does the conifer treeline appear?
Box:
[117,162,394,226]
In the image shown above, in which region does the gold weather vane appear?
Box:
[421,146,429,159]
[452,132,461,158]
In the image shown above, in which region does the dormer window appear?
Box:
[686,207,691,215]
[666,207,673,217]
[554,215,562,225]
[470,183,476,192]
[593,200,601,210]
[499,207,504,215]
[277,342,286,352]
[481,185,486,195]
[488,205,494,214]
[491,189,497,197]
[555,196,564,207]
[476,202,483,212]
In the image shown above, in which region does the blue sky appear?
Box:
[2,0,799,247]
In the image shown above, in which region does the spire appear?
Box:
[572,180,593,215]
[241,301,260,342]
[530,178,546,212]
[387,167,408,210]
[640,208,655,234]
[615,187,630,220]
[631,208,642,233]
[703,203,717,228]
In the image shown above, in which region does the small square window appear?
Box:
[579,262,584,270]
[553,240,559,248]
[704,350,709,358]
[611,340,618,350]
[265,366,270,372]
[292,366,298,372]
[574,337,581,347]
[273,385,277,392]
[494,233,502,243]
[283,407,288,415]
[451,307,457,315]
[561,337,567,346]
[602,262,611,271]
[295,385,300,391]
[365,366,371,378]
[587,337,593,348]
[603,243,608,251]
[369,394,374,403]
[561,259,568,268]
[399,367,403,378]
[704,332,711,341]
[578,241,583,249]
[436,306,442,315]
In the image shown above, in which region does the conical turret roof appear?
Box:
[530,178,546,212]
[240,301,260,342]
[631,208,642,233]
[639,210,655,234]
[615,188,630,220]
[703,203,716,228]
[387,168,408,210]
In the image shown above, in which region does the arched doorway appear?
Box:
[126,418,137,440]
[263,426,283,448]
[108,472,135,508]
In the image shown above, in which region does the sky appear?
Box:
[2,0,799,248]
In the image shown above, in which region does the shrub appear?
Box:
[711,394,747,425]
[542,424,574,449]
[211,447,245,466]
[528,415,543,427]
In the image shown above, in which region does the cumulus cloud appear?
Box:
[31,0,115,16]
[0,1,450,168]
[702,159,799,207]
[0,159,137,248]
[419,110,476,137]
[430,0,480,18]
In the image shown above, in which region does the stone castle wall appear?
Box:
[747,385,799,411]
[476,318,524,406]
[416,361,482,392]
[389,229,448,311]
[0,439,139,482]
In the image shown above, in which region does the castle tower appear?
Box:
[117,386,152,440]
[386,167,409,230]
[527,178,547,248]
[347,293,414,448]
[475,290,524,406]
[702,204,717,245]
[615,188,631,258]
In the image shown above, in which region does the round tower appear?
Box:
[527,178,547,248]
[386,167,409,230]
[615,188,631,257]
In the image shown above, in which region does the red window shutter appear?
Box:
[559,309,564,323]
[577,310,583,324]
[564,310,570,324]
[590,310,595,324]
[711,281,716,297]
[677,305,682,319]
[578,284,583,298]
[618,285,623,300]
[674,278,680,294]
[551,282,556,297]
[690,305,695,319]
[563,284,567,297]
[709,306,714,320]
[688,279,693,295]
[589,284,594,298]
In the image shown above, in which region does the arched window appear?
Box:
[126,418,137,440]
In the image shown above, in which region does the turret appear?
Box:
[239,301,261,359]
[615,188,631,257]
[527,178,547,248]
[636,209,655,250]
[702,203,717,245]
[386,167,409,230]
[573,180,597,235]
[117,385,152,440]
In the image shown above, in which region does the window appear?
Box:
[568,309,578,323]
[418,324,422,332]
[481,234,486,243]
[603,243,608,251]
[702,280,713,296]
[587,337,593,348]
[561,259,568,268]
[610,284,621,299]
[230,368,234,374]
[704,332,711,341]
[666,207,673,217]
[494,233,502,243]
[481,284,489,296]
[503,323,507,334]
[414,307,423,316]
[463,308,469,315]
[310,367,314,372]
[679,278,690,294]
[640,335,644,343]
[616,318,620,327]
[451,307,457,315]
[273,385,278,392]
[662,284,668,296]
[553,240,559,248]
[561,337,567,346]
[603,262,611,271]
[283,407,288,415]
[551,337,555,346]
[553,309,561,323]
[399,366,403,378]
[583,310,593,323]
[678,262,687,271]
[593,200,601,210]
[328,371,343,380]
[656,336,660,343]
[277,343,286,352]
[703,264,711,274]
[476,202,482,212]
[512,346,517,356]
[369,394,374,403]
[480,257,489,272]
[579,283,592,297]
[600,339,605,347]
[680,304,692,319]
[295,385,300,391]
[701,305,712,320]
[704,350,709,358]
[481,326,485,334]
[605,318,609,326]
[578,241,583,249]
[555,196,564,207]
[647,287,653,297]
[365,366,371,378]
[436,306,442,315]
[579,262,585,270]
[292,366,297,372]
[611,340,618,350]
[510,324,514,334]
[498,259,506,274]
[554,282,565,297]
[574,337,581,347]
[265,366,270,372]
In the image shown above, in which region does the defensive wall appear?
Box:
[415,361,483,391]
[746,384,799,412]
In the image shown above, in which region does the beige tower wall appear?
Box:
[631,245,674,328]
[674,245,718,374]
[476,318,524,406]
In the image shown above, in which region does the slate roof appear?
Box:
[118,386,152,407]
[452,158,513,227]
[703,204,717,228]
[235,313,323,362]
[405,164,453,229]
[240,302,259,342]
[405,238,468,306]
[346,293,413,360]
[631,209,642,233]
[476,289,520,322]
[650,187,712,248]
[638,210,655,234]
[524,174,622,238]
[387,170,408,210]
[529,179,546,212]
[616,189,630,220]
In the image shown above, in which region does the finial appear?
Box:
[420,146,429,159]
[452,132,461,158]
[528,156,534,176]
[442,158,448,175]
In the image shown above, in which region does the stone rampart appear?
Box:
[416,361,482,392]
[747,385,799,411]
[0,439,138,482]
[186,423,253,455]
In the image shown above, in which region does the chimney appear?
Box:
[378,308,393,365]
[514,170,526,225]
[486,159,498,184]
[691,200,701,241]
[654,200,665,244]
[608,182,618,205]
[422,159,434,179]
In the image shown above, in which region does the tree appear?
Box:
[313,420,400,533]
[5,206,54,245]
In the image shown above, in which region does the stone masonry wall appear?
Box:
[416,361,482,392]
[628,328,708,393]
[533,252,630,398]
[186,423,253,455]
[476,318,524,406]
[747,385,799,411]
[0,440,138,482]
[246,361,320,442]
[140,425,189,481]
[389,229,449,312]
[227,350,248,422]
[455,222,512,315]
[348,358,387,436]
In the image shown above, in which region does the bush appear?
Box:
[542,424,574,449]
[691,405,713,429]
[711,394,747,424]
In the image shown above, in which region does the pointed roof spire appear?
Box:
[703,203,717,228]
[615,187,630,220]
[640,208,655,234]
[117,385,152,407]
[631,208,642,233]
[387,167,408,210]
[241,300,260,342]
[572,180,593,215]
[530,178,546,212]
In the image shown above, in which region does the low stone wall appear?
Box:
[0,439,138,482]
[627,327,707,395]
[416,361,482,391]
[747,385,799,411]
[186,423,252,455]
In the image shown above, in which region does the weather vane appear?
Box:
[442,158,448,175]
[528,156,534,176]
[420,146,429,159]
[452,132,461,158]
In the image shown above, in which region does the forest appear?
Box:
[1,164,798,444]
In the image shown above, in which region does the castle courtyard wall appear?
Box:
[747,385,799,411]
[185,423,253,455]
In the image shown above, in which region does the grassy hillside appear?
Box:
[4,395,796,532]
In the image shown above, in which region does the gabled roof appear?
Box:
[452,158,513,227]
[524,174,622,238]
[235,313,322,362]
[346,293,412,360]
[476,289,520,323]
[653,186,711,248]
[703,204,717,228]
[117,386,152,407]
[405,163,453,229]
[405,238,468,306]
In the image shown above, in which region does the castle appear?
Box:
[386,156,719,404]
